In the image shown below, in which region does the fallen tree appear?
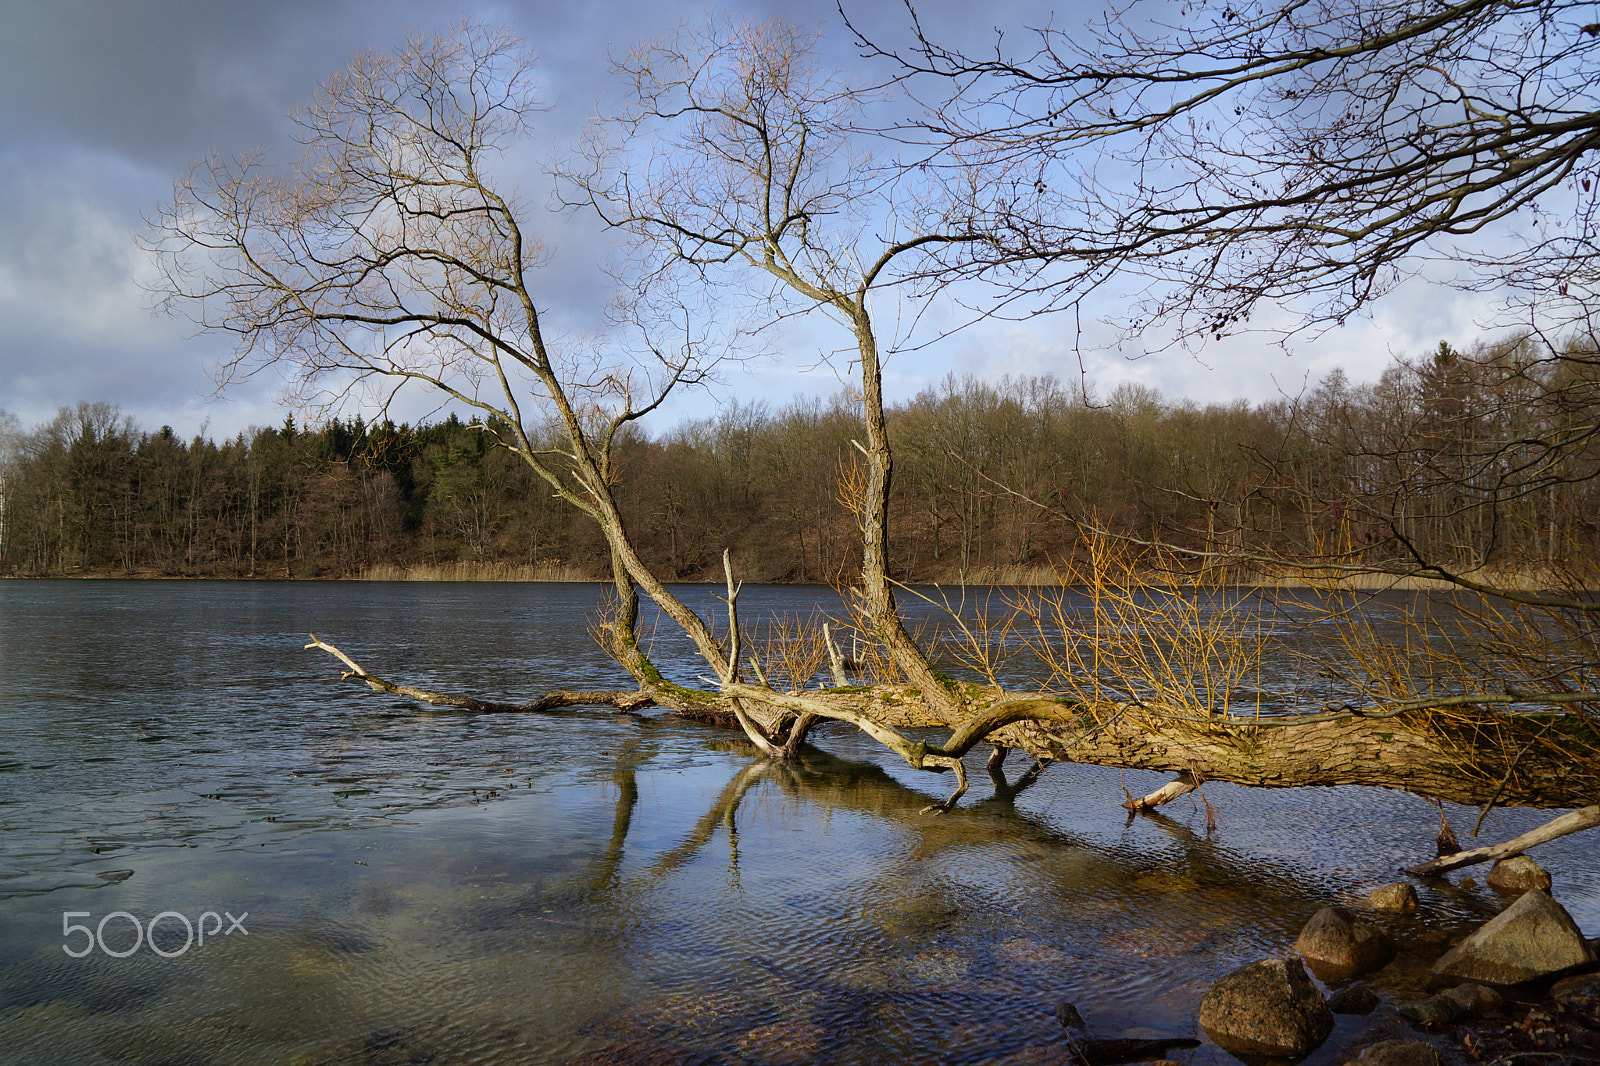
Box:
[305,626,1600,812]
[155,20,1599,867]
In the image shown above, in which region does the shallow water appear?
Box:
[0,580,1595,1066]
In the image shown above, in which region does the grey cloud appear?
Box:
[0,0,447,165]
[0,0,1165,440]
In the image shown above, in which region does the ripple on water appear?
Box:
[1,581,1597,1066]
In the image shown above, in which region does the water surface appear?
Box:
[0,581,1595,1065]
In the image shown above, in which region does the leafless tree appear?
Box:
[149,21,750,698]
[560,17,1008,720]
[151,19,1598,842]
[856,3,1600,592]
[844,2,1600,836]
[150,19,1030,806]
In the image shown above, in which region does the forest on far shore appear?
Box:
[2,336,1596,585]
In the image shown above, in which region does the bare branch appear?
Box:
[304,634,653,713]
[870,0,1600,344]
[1407,805,1600,875]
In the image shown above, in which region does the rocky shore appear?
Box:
[1199,858,1600,1066]
[554,857,1599,1066]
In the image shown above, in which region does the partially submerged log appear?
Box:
[305,637,1600,811]
[1058,1001,1201,1065]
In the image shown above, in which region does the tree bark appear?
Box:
[849,307,961,718]
[1004,698,1600,810]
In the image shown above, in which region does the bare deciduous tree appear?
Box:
[862,1,1600,610]
[561,17,1002,720]
[857,4,1600,839]
[150,22,738,701]
[152,20,1599,852]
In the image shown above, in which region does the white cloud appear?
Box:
[0,154,161,344]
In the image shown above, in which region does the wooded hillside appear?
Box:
[3,338,1595,583]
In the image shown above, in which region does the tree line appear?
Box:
[4,335,1593,583]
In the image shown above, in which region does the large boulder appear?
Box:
[1486,856,1552,895]
[1432,889,1598,984]
[1198,958,1333,1059]
[1294,906,1397,978]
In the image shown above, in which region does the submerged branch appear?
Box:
[1125,772,1203,813]
[1406,805,1600,875]
[304,634,655,713]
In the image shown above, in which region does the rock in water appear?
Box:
[1198,958,1333,1059]
[1327,984,1380,1015]
[1552,973,1600,1027]
[1294,906,1397,978]
[1353,1039,1441,1066]
[1396,994,1463,1027]
[1365,883,1419,912]
[1486,856,1553,895]
[1055,1001,1088,1031]
[1397,985,1503,1029]
[1432,888,1598,984]
[1439,982,1503,1016]
[559,1040,721,1066]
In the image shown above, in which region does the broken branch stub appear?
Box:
[1124,771,1202,813]
[823,623,849,687]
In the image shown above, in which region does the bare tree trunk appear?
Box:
[852,309,961,718]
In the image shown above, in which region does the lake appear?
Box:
[0,580,1595,1065]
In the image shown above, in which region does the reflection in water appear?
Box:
[0,581,1596,1065]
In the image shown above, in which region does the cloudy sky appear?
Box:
[0,0,1491,440]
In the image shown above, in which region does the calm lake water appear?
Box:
[0,580,1595,1066]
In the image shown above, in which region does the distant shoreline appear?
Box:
[4,561,1580,592]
